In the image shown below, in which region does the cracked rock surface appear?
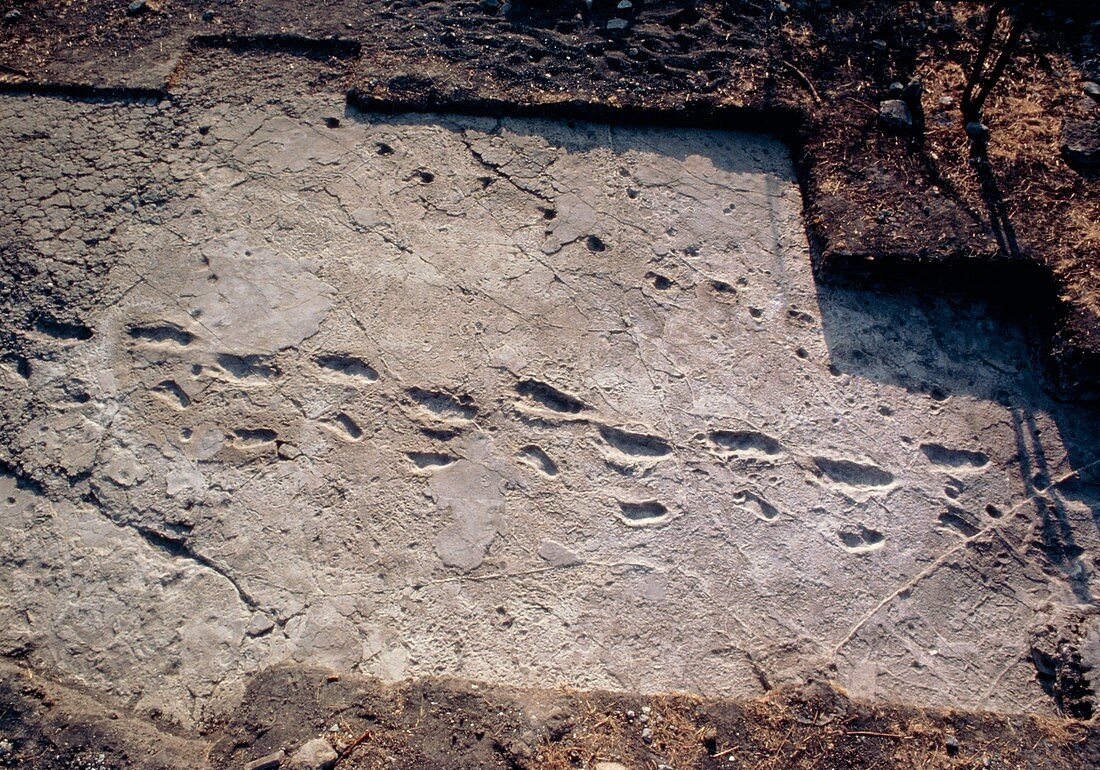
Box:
[1,56,1099,730]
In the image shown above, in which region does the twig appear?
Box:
[781,60,821,104]
[334,729,373,767]
[843,730,912,740]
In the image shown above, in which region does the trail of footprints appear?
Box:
[120,319,1001,548]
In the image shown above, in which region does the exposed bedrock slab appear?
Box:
[1,90,1098,728]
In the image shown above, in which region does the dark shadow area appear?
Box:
[815,267,1100,602]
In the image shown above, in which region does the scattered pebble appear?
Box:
[607,18,629,30]
[288,738,338,770]
[0,739,11,757]
[202,9,215,22]
[641,727,653,744]
[617,0,633,9]
[3,9,22,23]
[127,0,150,16]
[245,751,285,770]
[945,734,960,756]
[938,95,954,108]
[1084,81,1100,101]
[878,99,913,131]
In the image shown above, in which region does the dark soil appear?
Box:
[2,660,1097,770]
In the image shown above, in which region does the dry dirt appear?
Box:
[0,3,1098,770]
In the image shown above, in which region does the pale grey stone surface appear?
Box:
[1,86,1097,728]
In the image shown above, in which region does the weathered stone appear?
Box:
[245,750,284,770]
[287,738,338,770]
[878,99,912,131]
[1062,117,1100,167]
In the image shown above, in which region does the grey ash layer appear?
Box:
[1,79,1098,728]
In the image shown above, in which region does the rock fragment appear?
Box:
[245,751,285,770]
[878,99,912,131]
[1062,117,1100,168]
[288,738,338,770]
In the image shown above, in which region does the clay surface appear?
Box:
[1,66,1099,732]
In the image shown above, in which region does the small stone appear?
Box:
[3,9,22,23]
[938,95,954,108]
[607,18,629,30]
[617,0,633,9]
[1083,81,1100,101]
[202,9,215,22]
[965,121,990,142]
[878,99,913,131]
[594,763,630,770]
[245,751,285,770]
[0,739,12,757]
[641,727,653,744]
[775,1,789,13]
[127,0,150,16]
[945,734,960,756]
[288,738,338,770]
[903,77,924,102]
[888,81,905,96]
[246,613,275,637]
[1062,117,1100,168]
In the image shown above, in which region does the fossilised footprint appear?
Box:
[733,490,780,521]
[514,378,589,416]
[598,425,672,458]
[406,387,477,421]
[406,451,458,470]
[838,524,885,553]
[516,445,559,477]
[814,456,894,489]
[315,353,379,382]
[216,353,280,382]
[920,442,990,470]
[127,322,196,347]
[707,429,782,458]
[616,499,672,527]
